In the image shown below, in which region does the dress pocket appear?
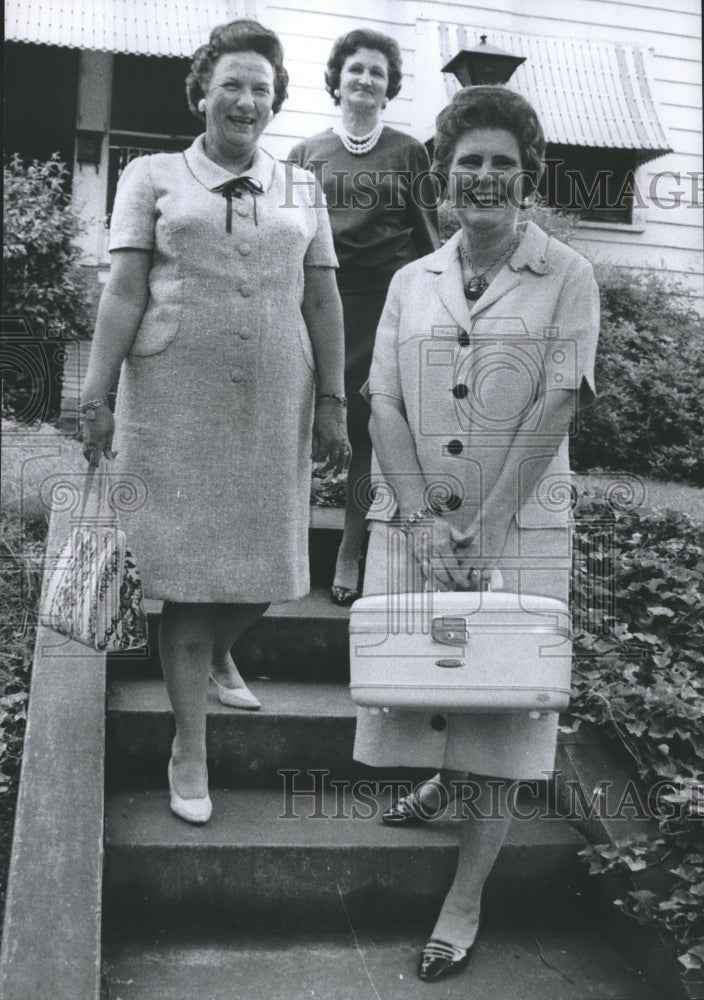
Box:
[296,317,316,372]
[128,302,181,357]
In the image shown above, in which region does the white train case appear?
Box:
[349,592,572,713]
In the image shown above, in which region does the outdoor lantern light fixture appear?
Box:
[441,35,526,86]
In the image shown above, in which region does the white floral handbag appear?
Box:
[40,465,148,652]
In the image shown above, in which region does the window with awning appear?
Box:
[5,0,253,219]
[4,0,250,57]
[415,21,673,225]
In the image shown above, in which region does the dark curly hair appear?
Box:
[433,86,546,200]
[186,19,289,119]
[324,29,402,105]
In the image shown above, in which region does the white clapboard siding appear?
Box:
[260,0,702,305]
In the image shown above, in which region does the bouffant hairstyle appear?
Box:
[186,19,289,118]
[433,86,546,199]
[324,29,403,105]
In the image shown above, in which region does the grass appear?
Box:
[581,473,704,523]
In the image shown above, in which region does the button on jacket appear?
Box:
[366,222,599,533]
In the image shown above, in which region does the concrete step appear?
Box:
[102,924,657,1000]
[106,677,578,791]
[106,680,359,788]
[108,585,352,682]
[103,786,589,931]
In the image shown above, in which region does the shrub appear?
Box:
[572,269,704,485]
[2,154,92,420]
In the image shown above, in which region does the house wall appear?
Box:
[256,0,703,304]
[57,0,701,305]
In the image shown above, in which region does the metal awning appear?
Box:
[414,21,672,164]
[5,0,250,58]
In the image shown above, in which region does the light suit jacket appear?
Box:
[366,221,600,531]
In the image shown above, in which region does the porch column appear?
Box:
[73,50,113,268]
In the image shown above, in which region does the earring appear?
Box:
[197,98,206,113]
[334,89,341,98]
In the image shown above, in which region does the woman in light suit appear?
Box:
[353,86,599,981]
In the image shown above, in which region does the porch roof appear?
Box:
[5,0,247,58]
[415,21,672,164]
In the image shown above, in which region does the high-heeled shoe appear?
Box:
[330,584,359,606]
[382,781,450,825]
[331,552,363,606]
[167,759,212,824]
[210,673,261,710]
[418,940,472,982]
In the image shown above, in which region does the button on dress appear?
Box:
[108,136,338,603]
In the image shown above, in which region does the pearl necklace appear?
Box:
[334,121,384,155]
[459,236,519,300]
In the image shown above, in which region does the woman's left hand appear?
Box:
[312,398,351,477]
[450,525,503,591]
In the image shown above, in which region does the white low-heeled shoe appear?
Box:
[210,673,261,711]
[167,759,212,824]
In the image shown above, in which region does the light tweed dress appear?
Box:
[108,136,337,603]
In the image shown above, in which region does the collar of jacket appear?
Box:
[183,134,276,193]
[423,221,553,328]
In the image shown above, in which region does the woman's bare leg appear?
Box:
[333,437,372,592]
[159,601,267,798]
[430,774,512,949]
[210,602,269,689]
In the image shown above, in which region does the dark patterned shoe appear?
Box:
[418,940,471,982]
[330,585,359,606]
[382,782,449,825]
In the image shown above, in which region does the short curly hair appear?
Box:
[324,29,402,105]
[433,86,546,199]
[186,19,289,119]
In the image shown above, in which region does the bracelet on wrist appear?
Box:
[400,504,437,534]
[80,398,111,414]
[317,393,347,407]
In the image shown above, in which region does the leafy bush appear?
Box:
[572,270,704,485]
[3,154,92,420]
[572,493,704,979]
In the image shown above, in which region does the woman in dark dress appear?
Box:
[289,29,439,604]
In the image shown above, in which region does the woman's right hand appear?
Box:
[80,405,116,467]
[407,516,469,591]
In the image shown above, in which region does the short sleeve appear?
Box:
[546,257,600,408]
[303,176,338,268]
[367,272,403,400]
[287,140,305,168]
[108,156,157,252]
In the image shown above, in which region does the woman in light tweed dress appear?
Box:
[80,20,349,825]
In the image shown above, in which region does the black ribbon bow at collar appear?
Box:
[214,176,264,232]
